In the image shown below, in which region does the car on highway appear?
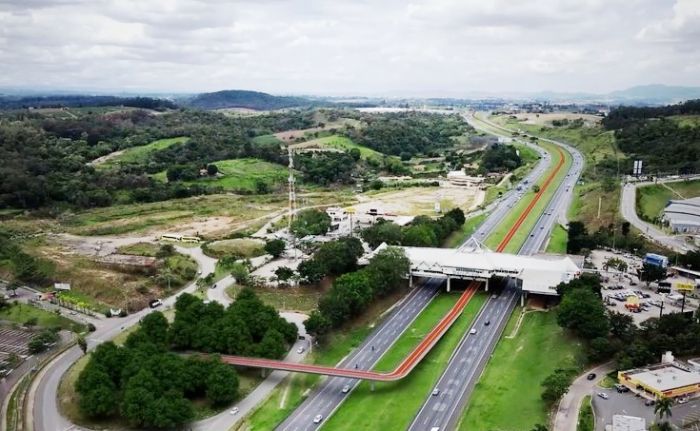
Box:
[313,414,323,424]
[469,328,477,335]
[342,384,350,393]
[297,346,305,354]
[587,373,597,380]
[484,320,490,326]
[432,388,440,396]
[597,392,609,400]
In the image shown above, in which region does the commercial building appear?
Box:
[663,197,700,234]
[618,359,700,399]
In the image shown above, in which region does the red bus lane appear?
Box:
[220,144,568,381]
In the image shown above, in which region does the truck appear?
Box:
[644,253,668,268]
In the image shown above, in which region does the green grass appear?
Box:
[226,284,322,314]
[96,137,188,169]
[669,115,700,128]
[116,242,160,256]
[321,292,487,431]
[0,302,85,332]
[206,238,266,258]
[458,311,585,431]
[636,183,675,222]
[444,213,488,247]
[252,134,283,146]
[547,224,568,254]
[577,395,594,431]
[154,158,289,192]
[298,135,386,160]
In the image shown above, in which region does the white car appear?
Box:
[597,392,609,400]
[229,407,239,415]
[313,414,323,424]
[342,384,350,393]
[469,328,477,335]
[297,346,305,354]
[432,388,440,396]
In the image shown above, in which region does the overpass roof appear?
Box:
[398,242,580,295]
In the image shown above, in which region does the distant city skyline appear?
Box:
[1,0,699,96]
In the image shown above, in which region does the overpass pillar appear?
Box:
[409,274,413,288]
[485,278,489,292]
[520,291,526,307]
[446,276,451,293]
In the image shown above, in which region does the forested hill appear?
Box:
[602,99,700,130]
[604,99,700,175]
[0,95,177,111]
[185,89,321,110]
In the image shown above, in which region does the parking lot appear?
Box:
[592,387,700,430]
[590,250,698,325]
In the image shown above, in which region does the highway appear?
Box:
[620,178,699,253]
[406,113,584,431]
[276,116,554,430]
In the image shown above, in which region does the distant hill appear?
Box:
[606,84,700,104]
[184,90,321,110]
[0,95,177,111]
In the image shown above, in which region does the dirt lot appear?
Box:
[513,113,602,126]
[353,185,484,217]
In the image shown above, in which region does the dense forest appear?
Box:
[0,95,176,111]
[0,108,314,209]
[184,89,321,110]
[345,111,472,158]
[603,99,700,174]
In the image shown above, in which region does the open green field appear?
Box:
[153,158,289,193]
[636,179,700,222]
[458,311,585,431]
[321,292,487,431]
[445,213,488,247]
[226,284,322,314]
[206,238,266,258]
[670,115,700,128]
[0,302,85,332]
[95,137,188,169]
[295,135,385,160]
[484,139,573,253]
[251,134,283,146]
[577,395,594,431]
[546,224,568,254]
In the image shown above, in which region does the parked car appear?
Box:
[597,392,609,400]
[645,399,655,406]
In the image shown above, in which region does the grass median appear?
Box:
[320,291,487,431]
[546,224,568,254]
[458,310,585,430]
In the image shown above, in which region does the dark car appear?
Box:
[484,320,491,326]
[587,373,597,381]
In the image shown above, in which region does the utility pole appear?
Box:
[659,300,664,319]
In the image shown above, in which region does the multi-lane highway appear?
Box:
[406,114,584,431]
[277,115,557,430]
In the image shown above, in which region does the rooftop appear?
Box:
[664,197,700,225]
[611,415,646,431]
[625,363,700,391]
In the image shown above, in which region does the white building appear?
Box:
[446,170,485,187]
[663,197,700,234]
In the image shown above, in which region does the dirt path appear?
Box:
[87,149,125,166]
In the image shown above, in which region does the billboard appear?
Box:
[675,281,695,292]
[633,160,643,176]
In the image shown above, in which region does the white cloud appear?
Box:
[0,0,697,95]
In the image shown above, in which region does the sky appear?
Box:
[0,0,699,97]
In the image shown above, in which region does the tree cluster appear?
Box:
[361,208,466,248]
[295,151,357,185]
[481,144,523,172]
[346,112,473,158]
[169,290,297,357]
[296,236,364,283]
[75,312,239,429]
[290,208,332,238]
[305,247,410,336]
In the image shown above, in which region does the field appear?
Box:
[205,238,266,258]
[356,186,482,217]
[92,137,188,169]
[511,113,603,127]
[153,158,289,193]
[670,115,700,128]
[225,285,322,314]
[0,302,84,332]
[291,135,385,160]
[546,224,568,254]
[251,134,283,146]
[321,291,487,431]
[458,311,585,430]
[636,179,700,222]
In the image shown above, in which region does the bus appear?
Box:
[657,281,672,293]
[180,236,201,243]
[160,234,182,242]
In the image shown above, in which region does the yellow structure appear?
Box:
[618,363,700,399]
[675,281,695,292]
